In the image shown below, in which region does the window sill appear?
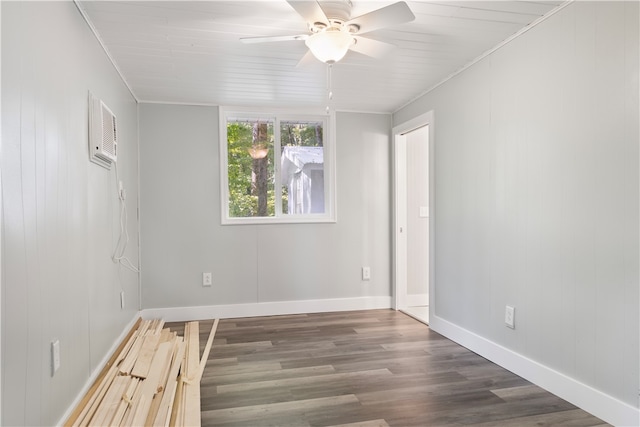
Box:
[221,215,337,226]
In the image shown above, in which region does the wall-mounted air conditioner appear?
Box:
[89,92,118,168]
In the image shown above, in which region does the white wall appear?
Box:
[140,104,391,311]
[1,2,140,425]
[394,0,639,421]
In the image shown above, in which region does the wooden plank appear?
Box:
[196,319,219,382]
[182,321,201,427]
[131,333,160,379]
[68,317,211,427]
[109,378,139,427]
[153,339,185,427]
[159,328,173,343]
[137,319,152,336]
[121,321,153,376]
[145,390,164,427]
[156,337,178,393]
[185,322,200,379]
[130,341,173,426]
[119,378,141,427]
[118,332,146,375]
[120,381,143,427]
[182,379,200,427]
[169,376,186,427]
[73,365,118,427]
[65,318,142,427]
[170,322,193,427]
[157,405,173,427]
[153,319,166,334]
[145,339,176,425]
[123,393,145,427]
[115,330,141,368]
[88,375,130,427]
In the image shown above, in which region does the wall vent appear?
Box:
[89,92,118,168]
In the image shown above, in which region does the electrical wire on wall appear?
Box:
[112,162,139,273]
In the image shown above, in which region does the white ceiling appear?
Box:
[77,1,564,113]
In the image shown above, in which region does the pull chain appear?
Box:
[326,64,333,113]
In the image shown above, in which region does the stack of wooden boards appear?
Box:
[65,318,219,427]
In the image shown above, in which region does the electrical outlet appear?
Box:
[505,305,515,329]
[362,266,371,281]
[51,340,60,376]
[203,272,212,287]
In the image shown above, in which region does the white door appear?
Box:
[406,127,430,308]
[393,112,434,324]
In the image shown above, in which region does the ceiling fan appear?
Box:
[240,0,415,64]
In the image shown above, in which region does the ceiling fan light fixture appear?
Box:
[305,29,353,64]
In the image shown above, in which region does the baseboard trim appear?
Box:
[429,315,640,427]
[140,296,393,322]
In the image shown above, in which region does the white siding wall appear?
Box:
[1,2,140,425]
[139,105,391,310]
[394,0,639,414]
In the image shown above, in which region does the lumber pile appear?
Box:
[65,318,219,427]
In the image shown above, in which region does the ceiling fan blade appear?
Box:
[349,36,396,58]
[346,2,415,35]
[240,34,308,44]
[287,1,329,26]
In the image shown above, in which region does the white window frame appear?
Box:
[219,107,337,225]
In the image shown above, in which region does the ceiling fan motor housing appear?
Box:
[319,0,353,22]
[311,20,359,34]
[311,0,360,34]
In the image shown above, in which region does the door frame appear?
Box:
[392,111,435,320]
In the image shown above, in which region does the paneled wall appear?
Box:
[139,105,391,310]
[394,0,639,413]
[1,2,140,425]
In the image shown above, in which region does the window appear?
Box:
[220,108,336,224]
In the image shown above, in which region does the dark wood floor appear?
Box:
[167,309,608,427]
